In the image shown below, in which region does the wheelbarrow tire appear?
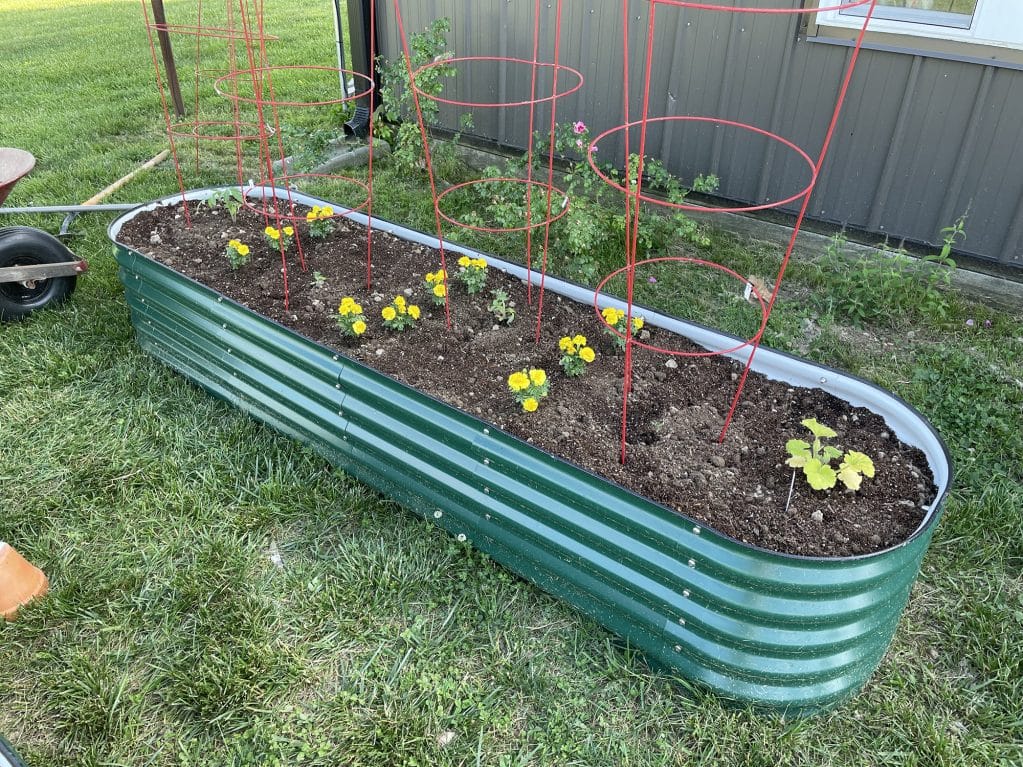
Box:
[0,226,78,321]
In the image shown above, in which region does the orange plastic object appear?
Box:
[0,542,49,620]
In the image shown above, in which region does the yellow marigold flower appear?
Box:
[572,334,587,347]
[311,205,321,216]
[558,336,573,352]
[508,371,529,391]
[351,303,363,314]
[305,211,317,222]
[522,397,539,412]
[265,226,280,240]
[394,295,406,309]
[632,317,645,330]
[472,258,487,268]
[382,306,397,321]
[408,305,420,320]
[321,206,334,217]
[283,226,294,236]
[579,346,596,363]
[528,368,547,387]
[433,283,446,298]
[458,256,471,268]
[340,297,354,308]
[236,243,249,256]
[338,305,350,316]
[352,320,367,335]
[228,239,241,248]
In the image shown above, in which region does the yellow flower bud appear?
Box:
[572,334,587,347]
[632,317,645,330]
[283,226,294,236]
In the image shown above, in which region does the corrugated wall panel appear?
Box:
[374,0,1023,267]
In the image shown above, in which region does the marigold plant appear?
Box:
[224,238,250,270]
[336,296,367,339]
[425,269,448,305]
[381,295,420,331]
[558,334,596,377]
[601,306,644,350]
[305,205,335,238]
[507,367,549,412]
[456,255,488,294]
[264,224,294,251]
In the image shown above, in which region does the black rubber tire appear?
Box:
[0,734,28,767]
[0,226,78,321]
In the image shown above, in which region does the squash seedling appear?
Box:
[786,417,875,492]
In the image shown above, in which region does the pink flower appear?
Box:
[576,139,583,148]
[589,145,598,153]
[573,121,586,134]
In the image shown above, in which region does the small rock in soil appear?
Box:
[709,455,726,468]
[811,510,825,523]
[665,359,678,369]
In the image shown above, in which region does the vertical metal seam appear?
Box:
[866,55,922,231]
[756,12,800,204]
[935,65,993,233]
[709,12,742,176]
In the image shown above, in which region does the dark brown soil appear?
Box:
[117,201,937,557]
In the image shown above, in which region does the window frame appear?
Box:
[809,0,1023,65]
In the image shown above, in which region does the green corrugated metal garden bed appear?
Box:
[109,188,952,715]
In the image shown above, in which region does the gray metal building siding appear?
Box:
[375,1,1023,268]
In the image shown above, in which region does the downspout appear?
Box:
[343,0,375,136]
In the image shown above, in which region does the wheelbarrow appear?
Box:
[0,148,87,321]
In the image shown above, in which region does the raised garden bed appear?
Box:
[110,187,952,714]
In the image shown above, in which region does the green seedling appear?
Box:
[785,417,875,491]
[488,289,516,325]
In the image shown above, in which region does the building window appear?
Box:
[816,0,1023,52]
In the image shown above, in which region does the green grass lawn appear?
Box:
[2,1,1022,765]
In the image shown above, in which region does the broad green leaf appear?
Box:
[822,445,843,462]
[837,467,863,491]
[842,450,875,478]
[803,459,837,490]
[801,418,837,439]
[786,439,811,458]
[786,455,808,468]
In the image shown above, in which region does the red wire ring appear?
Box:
[241,175,372,220]
[409,56,583,109]
[214,65,374,107]
[587,116,817,214]
[593,256,769,358]
[644,0,873,13]
[168,120,267,142]
[434,177,570,233]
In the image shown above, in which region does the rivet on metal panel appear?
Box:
[342,435,348,441]
[332,355,338,361]
[820,377,827,384]
[217,297,223,303]
[483,428,490,435]
[484,486,491,494]
[484,513,491,520]
[483,458,491,466]
[221,323,227,329]
[457,533,466,542]
[683,589,690,598]
[688,559,696,568]
[674,644,682,652]
[335,384,340,389]
[692,526,701,535]
[337,410,343,416]
[227,349,232,354]
[140,298,145,303]
[434,510,442,518]
[678,617,686,626]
